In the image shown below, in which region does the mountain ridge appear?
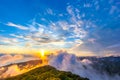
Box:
[4,65,89,80]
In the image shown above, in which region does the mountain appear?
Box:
[4,65,89,80]
[78,56,120,75]
[1,56,120,80]
[1,59,42,68]
[0,59,44,78]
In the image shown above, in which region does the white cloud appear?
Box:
[6,22,29,30]
[0,36,19,45]
[2,5,96,50]
[10,34,24,39]
[29,25,37,32]
[49,53,120,80]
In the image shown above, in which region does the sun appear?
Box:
[41,49,44,57]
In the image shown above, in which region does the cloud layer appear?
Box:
[0,54,39,67]
[49,52,120,80]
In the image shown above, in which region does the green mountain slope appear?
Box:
[5,65,89,80]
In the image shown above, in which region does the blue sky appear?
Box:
[0,0,120,56]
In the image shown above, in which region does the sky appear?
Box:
[0,0,120,56]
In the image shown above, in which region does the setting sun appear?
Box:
[41,49,44,57]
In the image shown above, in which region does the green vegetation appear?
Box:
[5,65,89,80]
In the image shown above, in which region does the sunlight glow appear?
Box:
[41,49,44,57]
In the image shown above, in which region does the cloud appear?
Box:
[5,5,88,49]
[88,38,96,43]
[49,52,120,80]
[46,8,54,15]
[6,22,29,30]
[1,64,23,77]
[0,0,119,56]
[1,4,98,53]
[0,54,23,66]
[107,43,120,49]
[0,36,19,45]
[10,34,24,39]
[81,59,92,64]
[0,54,39,67]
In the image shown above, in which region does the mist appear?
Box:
[0,65,24,78]
[0,54,39,67]
[0,54,42,78]
[49,52,120,80]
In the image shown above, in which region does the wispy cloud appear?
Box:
[46,8,54,15]
[5,5,93,50]
[0,36,19,46]
[10,34,24,39]
[107,43,120,49]
[1,5,97,53]
[6,22,29,30]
